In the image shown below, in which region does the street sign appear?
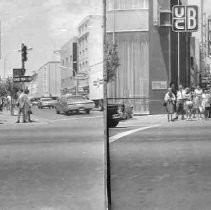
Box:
[75,73,88,80]
[172,5,198,32]
[13,68,25,77]
[13,76,33,83]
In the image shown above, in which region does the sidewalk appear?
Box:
[117,114,167,128]
[0,109,44,125]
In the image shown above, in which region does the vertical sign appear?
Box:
[172,5,198,32]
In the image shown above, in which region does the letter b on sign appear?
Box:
[172,5,198,32]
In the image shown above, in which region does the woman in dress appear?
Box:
[201,89,210,120]
[194,85,203,119]
[184,87,193,121]
[164,88,176,122]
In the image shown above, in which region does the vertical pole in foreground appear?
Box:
[178,32,180,87]
[103,0,110,209]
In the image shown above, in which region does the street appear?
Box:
[0,108,104,210]
[109,116,211,210]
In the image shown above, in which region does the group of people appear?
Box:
[164,84,211,122]
[16,89,32,123]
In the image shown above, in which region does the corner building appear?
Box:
[106,0,191,114]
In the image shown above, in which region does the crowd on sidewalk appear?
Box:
[0,89,32,123]
[164,84,211,122]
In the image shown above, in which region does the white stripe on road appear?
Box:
[109,124,160,143]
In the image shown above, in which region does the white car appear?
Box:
[55,95,95,115]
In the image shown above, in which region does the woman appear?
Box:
[194,85,203,120]
[184,87,193,121]
[164,88,176,122]
[202,89,210,120]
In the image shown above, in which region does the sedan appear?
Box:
[55,95,95,115]
[38,97,57,109]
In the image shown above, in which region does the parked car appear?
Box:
[38,97,57,109]
[55,95,95,115]
[30,97,40,106]
[107,103,133,128]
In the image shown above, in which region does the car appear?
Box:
[55,95,95,115]
[38,97,57,109]
[30,97,40,106]
[107,103,133,128]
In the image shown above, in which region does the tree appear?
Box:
[106,43,120,83]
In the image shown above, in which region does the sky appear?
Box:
[0,0,102,78]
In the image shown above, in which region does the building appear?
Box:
[27,72,38,98]
[190,36,200,86]
[78,15,103,94]
[37,61,61,97]
[60,37,78,94]
[106,0,192,114]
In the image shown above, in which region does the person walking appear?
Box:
[194,85,203,120]
[164,88,176,122]
[176,85,185,120]
[16,89,27,123]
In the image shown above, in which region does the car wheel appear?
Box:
[86,109,90,114]
[56,110,60,114]
[108,119,119,128]
[40,106,43,109]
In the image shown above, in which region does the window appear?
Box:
[107,0,148,10]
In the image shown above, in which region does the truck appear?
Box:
[89,62,104,110]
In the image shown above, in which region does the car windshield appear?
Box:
[65,96,86,102]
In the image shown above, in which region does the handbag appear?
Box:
[163,101,167,107]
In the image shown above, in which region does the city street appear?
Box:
[109,116,211,210]
[0,108,104,210]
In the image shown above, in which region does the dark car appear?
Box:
[107,103,133,128]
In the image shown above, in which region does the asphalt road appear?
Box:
[109,117,211,210]
[0,108,104,210]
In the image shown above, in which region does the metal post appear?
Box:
[103,0,110,209]
[178,32,180,87]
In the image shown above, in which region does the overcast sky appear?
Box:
[0,0,102,78]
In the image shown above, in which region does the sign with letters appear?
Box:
[172,5,198,32]
[152,81,167,90]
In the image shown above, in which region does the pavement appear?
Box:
[109,114,211,210]
[0,108,104,210]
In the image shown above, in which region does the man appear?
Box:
[176,85,186,120]
[16,89,27,123]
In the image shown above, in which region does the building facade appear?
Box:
[37,61,61,97]
[106,0,191,114]
[60,37,78,94]
[78,15,103,94]
[27,72,38,98]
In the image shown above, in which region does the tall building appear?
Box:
[37,61,61,97]
[106,0,191,114]
[60,37,78,94]
[78,15,103,94]
[27,72,38,98]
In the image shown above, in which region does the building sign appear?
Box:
[152,81,167,90]
[172,5,198,32]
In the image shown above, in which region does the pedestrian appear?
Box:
[170,82,177,120]
[164,88,176,122]
[184,87,193,121]
[176,85,185,120]
[194,85,203,120]
[16,89,27,123]
[24,89,32,122]
[202,89,210,120]
[6,94,11,111]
